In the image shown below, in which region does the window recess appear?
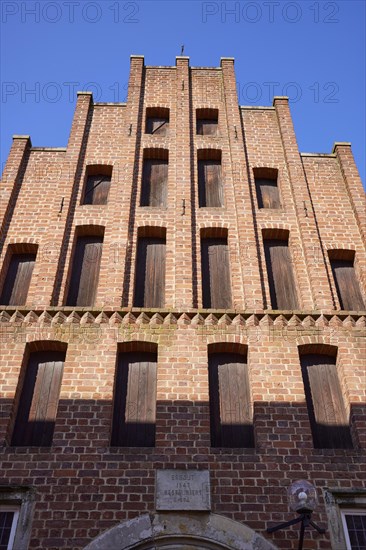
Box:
[254,167,281,209]
[196,108,219,136]
[111,347,157,447]
[208,347,254,448]
[198,149,223,207]
[82,165,112,205]
[145,107,169,136]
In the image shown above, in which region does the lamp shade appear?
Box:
[287,480,318,513]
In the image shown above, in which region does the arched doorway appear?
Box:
[83,512,278,550]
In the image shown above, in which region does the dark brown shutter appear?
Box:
[255,178,280,209]
[198,160,223,207]
[66,236,103,306]
[300,354,353,449]
[209,353,254,448]
[0,253,36,306]
[111,352,157,447]
[197,119,218,136]
[264,239,299,309]
[146,117,169,136]
[12,351,65,447]
[141,160,168,207]
[83,175,111,205]
[134,237,166,307]
[330,259,365,310]
[201,238,232,309]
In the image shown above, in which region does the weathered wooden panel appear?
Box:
[146,117,169,136]
[12,351,65,447]
[201,238,231,309]
[198,160,223,207]
[134,237,166,308]
[0,253,36,305]
[66,236,103,306]
[330,259,365,310]
[197,119,218,136]
[111,352,157,447]
[255,178,281,209]
[209,353,254,448]
[83,174,111,205]
[141,160,168,207]
[264,239,299,309]
[301,354,353,449]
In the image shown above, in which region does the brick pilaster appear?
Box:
[333,142,366,247]
[43,92,94,306]
[220,58,262,310]
[0,135,31,247]
[173,56,194,308]
[274,97,333,310]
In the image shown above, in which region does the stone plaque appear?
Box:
[156,469,211,511]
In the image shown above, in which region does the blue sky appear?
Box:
[1,0,365,185]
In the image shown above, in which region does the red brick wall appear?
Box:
[0,55,365,550]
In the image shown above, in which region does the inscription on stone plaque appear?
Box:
[156,469,211,511]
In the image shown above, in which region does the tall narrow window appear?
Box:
[0,508,19,550]
[134,229,166,308]
[254,167,281,209]
[111,350,157,447]
[145,107,169,136]
[198,150,223,207]
[66,230,104,306]
[11,350,66,447]
[341,511,366,549]
[196,108,219,136]
[263,231,299,309]
[201,233,232,309]
[140,149,168,207]
[209,350,254,448]
[328,250,365,310]
[299,349,353,449]
[82,165,112,205]
[0,245,37,306]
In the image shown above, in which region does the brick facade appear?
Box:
[0,55,365,550]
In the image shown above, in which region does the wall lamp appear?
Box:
[267,480,326,550]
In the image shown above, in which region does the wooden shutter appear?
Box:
[201,238,232,309]
[146,117,169,136]
[141,160,168,207]
[0,253,36,306]
[12,351,65,447]
[255,178,280,209]
[197,119,218,136]
[83,174,111,205]
[198,160,223,207]
[330,259,365,310]
[264,239,299,309]
[300,354,353,449]
[134,237,166,307]
[66,236,103,306]
[111,352,157,447]
[209,353,253,448]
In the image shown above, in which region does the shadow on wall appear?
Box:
[0,398,365,548]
